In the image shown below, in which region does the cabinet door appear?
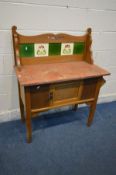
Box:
[30,85,50,109]
[51,81,81,105]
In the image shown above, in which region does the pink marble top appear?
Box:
[15,61,110,86]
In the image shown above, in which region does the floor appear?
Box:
[0,102,116,175]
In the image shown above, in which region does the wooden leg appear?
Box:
[18,83,25,122]
[19,97,25,122]
[73,104,78,111]
[87,101,97,126]
[25,87,32,143]
[87,77,105,126]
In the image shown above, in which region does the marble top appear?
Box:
[15,61,110,86]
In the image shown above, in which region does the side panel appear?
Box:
[81,78,98,100]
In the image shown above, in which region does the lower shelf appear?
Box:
[31,98,94,114]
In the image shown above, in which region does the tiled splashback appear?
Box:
[19,42,85,57]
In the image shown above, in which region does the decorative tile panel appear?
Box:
[73,42,85,54]
[34,43,49,57]
[61,43,74,55]
[49,43,61,56]
[19,42,86,58]
[19,44,34,57]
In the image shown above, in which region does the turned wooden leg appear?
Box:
[25,87,32,143]
[87,101,97,126]
[18,83,25,122]
[73,104,78,111]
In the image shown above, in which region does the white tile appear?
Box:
[34,43,49,57]
[61,43,74,55]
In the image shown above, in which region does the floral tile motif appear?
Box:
[61,43,74,55]
[34,43,49,57]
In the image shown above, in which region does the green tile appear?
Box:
[73,42,85,54]
[49,43,61,56]
[19,44,34,57]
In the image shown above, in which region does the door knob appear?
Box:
[49,92,53,100]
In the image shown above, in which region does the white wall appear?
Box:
[0,0,116,119]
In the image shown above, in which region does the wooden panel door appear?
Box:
[51,81,81,105]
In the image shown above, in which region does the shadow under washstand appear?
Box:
[32,106,89,131]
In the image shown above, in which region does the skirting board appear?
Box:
[0,93,116,123]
